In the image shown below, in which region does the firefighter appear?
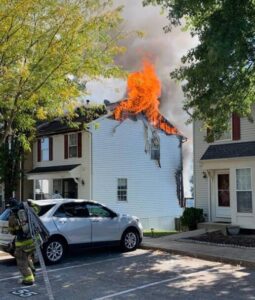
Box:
[8,199,36,286]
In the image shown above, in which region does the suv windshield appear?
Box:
[0,209,11,221]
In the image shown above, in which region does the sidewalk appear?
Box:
[141,229,255,268]
[0,251,12,258]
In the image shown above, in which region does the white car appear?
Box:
[0,199,143,264]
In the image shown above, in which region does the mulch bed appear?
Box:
[186,231,255,248]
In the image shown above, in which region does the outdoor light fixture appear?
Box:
[202,171,207,179]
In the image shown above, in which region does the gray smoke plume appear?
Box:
[87,0,198,197]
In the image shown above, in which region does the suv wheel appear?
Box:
[121,229,139,251]
[42,238,66,265]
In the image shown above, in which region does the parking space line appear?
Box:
[0,252,146,282]
[92,268,219,300]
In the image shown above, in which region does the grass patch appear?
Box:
[143,230,178,238]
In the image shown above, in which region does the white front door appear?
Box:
[216,171,231,218]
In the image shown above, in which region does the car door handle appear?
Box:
[59,220,67,224]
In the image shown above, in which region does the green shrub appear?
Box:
[180,208,204,230]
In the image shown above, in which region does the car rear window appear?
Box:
[32,204,55,216]
[0,209,11,221]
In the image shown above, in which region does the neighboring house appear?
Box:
[26,104,185,230]
[194,108,255,229]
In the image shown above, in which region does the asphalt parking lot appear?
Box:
[1,248,255,300]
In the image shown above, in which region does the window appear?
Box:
[53,179,62,197]
[30,204,55,217]
[54,202,89,218]
[41,138,49,161]
[117,178,127,201]
[86,203,112,218]
[236,168,252,213]
[151,142,160,160]
[35,179,50,200]
[215,118,232,141]
[69,133,78,158]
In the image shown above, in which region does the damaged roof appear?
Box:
[201,141,255,160]
[37,105,107,137]
[37,101,183,138]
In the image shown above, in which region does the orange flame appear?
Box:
[113,60,179,135]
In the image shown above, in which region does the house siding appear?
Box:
[193,121,209,217]
[90,118,183,230]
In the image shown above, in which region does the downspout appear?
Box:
[206,170,211,222]
[180,136,187,207]
[88,130,93,200]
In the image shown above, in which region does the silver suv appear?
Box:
[0,199,143,264]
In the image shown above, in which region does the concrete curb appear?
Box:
[141,244,255,269]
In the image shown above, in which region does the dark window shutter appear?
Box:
[78,132,82,158]
[206,127,214,143]
[232,113,240,140]
[37,139,41,162]
[64,135,68,159]
[49,137,53,161]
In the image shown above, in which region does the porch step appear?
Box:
[197,222,231,234]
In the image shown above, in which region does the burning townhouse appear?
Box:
[10,61,185,230]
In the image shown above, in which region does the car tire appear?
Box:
[121,229,139,252]
[42,237,66,265]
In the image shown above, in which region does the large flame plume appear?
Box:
[113,60,179,135]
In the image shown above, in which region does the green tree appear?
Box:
[0,0,127,203]
[143,0,255,139]
[0,0,126,149]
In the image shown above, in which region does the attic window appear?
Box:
[151,139,160,160]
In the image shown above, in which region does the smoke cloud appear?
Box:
[86,0,198,197]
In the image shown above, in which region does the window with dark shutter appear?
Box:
[49,137,53,161]
[37,139,41,162]
[232,113,240,140]
[64,135,68,159]
[78,132,82,158]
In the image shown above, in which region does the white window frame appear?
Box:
[41,137,49,161]
[69,133,78,158]
[117,178,128,201]
[236,168,253,214]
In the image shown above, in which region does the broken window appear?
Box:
[151,142,160,160]
[117,178,127,201]
[151,134,160,162]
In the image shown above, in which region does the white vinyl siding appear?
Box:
[91,118,183,230]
